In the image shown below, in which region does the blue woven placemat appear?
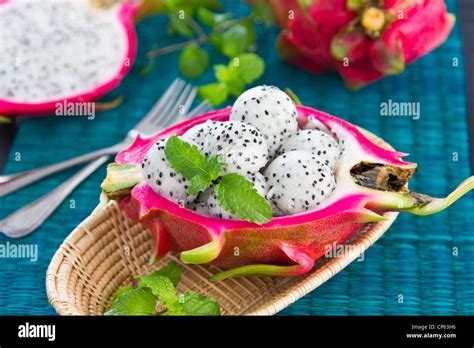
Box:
[0,0,472,315]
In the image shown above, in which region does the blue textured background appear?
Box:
[0,0,472,315]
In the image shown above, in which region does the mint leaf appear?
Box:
[179,44,209,79]
[106,262,222,316]
[213,54,265,98]
[180,291,221,315]
[197,8,232,27]
[165,136,210,179]
[168,13,194,38]
[214,64,231,82]
[105,288,156,316]
[221,24,248,58]
[230,53,265,84]
[165,136,225,193]
[188,174,213,195]
[142,262,181,287]
[137,274,179,310]
[215,173,272,224]
[198,82,228,106]
[207,155,226,179]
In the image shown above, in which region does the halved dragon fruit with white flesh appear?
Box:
[101,87,473,281]
[0,0,138,116]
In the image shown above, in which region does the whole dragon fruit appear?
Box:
[254,0,455,88]
[0,0,138,116]
[101,88,473,281]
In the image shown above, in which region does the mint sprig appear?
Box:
[215,173,272,225]
[105,262,221,316]
[165,136,272,224]
[105,287,157,316]
[144,1,270,105]
[201,52,265,99]
[164,136,225,195]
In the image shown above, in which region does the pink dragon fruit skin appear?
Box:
[0,0,139,116]
[111,106,474,281]
[272,0,455,88]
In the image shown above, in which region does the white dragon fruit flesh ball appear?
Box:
[264,150,336,215]
[181,120,219,157]
[277,129,340,169]
[230,85,298,158]
[142,138,195,205]
[182,120,269,176]
[208,172,268,220]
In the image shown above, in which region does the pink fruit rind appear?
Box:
[0,0,138,116]
[113,106,433,280]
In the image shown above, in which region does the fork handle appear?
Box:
[0,142,126,197]
[0,156,110,238]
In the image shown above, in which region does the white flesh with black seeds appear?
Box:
[207,172,268,220]
[264,150,336,215]
[182,120,269,176]
[230,85,298,158]
[0,0,127,102]
[142,138,196,205]
[277,129,340,169]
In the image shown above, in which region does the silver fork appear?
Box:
[0,87,212,238]
[0,78,197,197]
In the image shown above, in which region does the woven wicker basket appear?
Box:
[46,131,399,316]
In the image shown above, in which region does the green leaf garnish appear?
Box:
[179,44,209,78]
[139,262,181,287]
[165,136,224,194]
[165,136,272,224]
[137,274,181,312]
[105,287,157,316]
[168,12,194,38]
[215,173,272,225]
[188,174,213,195]
[106,263,221,316]
[202,53,265,104]
[197,8,232,27]
[221,24,248,58]
[198,82,229,106]
[228,53,265,84]
[165,136,211,179]
[144,1,267,106]
[180,291,221,315]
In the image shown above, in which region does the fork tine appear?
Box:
[147,81,187,126]
[133,78,183,132]
[186,100,212,118]
[154,84,196,129]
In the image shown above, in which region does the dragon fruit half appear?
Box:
[253,0,455,88]
[100,86,473,281]
[0,0,138,116]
